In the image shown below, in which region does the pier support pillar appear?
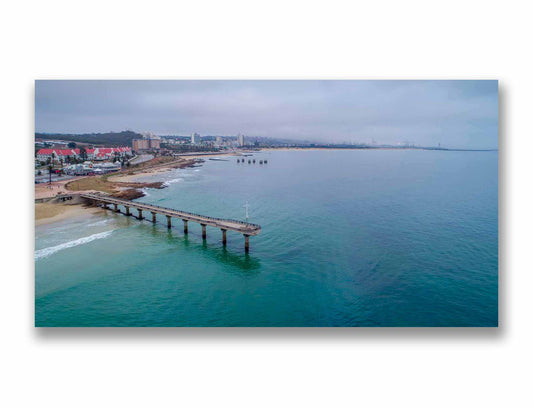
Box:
[125,206,130,216]
[183,220,188,234]
[222,229,227,245]
[244,234,250,252]
[166,216,172,229]
[103,203,108,209]
[152,212,157,223]
[114,204,118,212]
[201,224,207,240]
[138,209,143,220]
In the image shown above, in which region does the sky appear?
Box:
[35,80,498,148]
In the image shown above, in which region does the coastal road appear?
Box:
[129,154,154,165]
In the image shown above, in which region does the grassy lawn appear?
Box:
[66,176,117,193]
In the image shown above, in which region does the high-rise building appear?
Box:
[149,139,161,150]
[132,139,150,151]
[237,134,245,147]
[191,133,199,144]
[215,136,222,145]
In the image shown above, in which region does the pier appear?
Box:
[80,193,261,251]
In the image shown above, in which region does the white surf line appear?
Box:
[35,230,114,261]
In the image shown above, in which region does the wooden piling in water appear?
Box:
[81,193,261,251]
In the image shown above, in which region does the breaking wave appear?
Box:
[162,178,183,187]
[35,230,114,260]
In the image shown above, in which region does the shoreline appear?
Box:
[35,203,101,227]
[109,152,236,183]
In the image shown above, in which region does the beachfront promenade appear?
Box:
[80,193,261,251]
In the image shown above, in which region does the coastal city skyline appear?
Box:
[35,80,498,149]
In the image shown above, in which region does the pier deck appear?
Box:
[80,193,261,250]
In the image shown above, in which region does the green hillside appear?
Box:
[35,130,142,146]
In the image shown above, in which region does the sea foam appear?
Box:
[35,230,114,260]
[162,178,183,187]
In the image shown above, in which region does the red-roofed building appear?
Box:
[86,147,132,160]
[37,147,131,162]
[36,149,80,162]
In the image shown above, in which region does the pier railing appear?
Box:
[133,200,262,228]
[80,193,261,250]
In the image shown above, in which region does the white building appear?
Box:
[191,133,199,144]
[237,134,245,147]
[36,148,80,162]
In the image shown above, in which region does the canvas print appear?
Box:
[34,80,498,327]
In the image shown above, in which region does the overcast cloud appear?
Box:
[35,80,498,148]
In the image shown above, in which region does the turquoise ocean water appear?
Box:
[35,150,498,326]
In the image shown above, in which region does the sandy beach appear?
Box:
[110,166,176,183]
[35,202,100,226]
[109,153,236,183]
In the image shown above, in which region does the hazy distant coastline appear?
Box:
[259,146,498,152]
